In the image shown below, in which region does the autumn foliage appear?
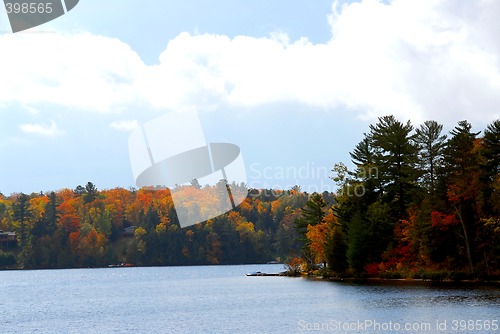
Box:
[0,117,499,279]
[0,183,309,269]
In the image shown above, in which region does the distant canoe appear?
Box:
[108,263,134,268]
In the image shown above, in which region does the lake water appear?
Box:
[0,264,498,333]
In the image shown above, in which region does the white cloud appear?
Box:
[135,0,500,125]
[20,121,64,136]
[1,0,499,125]
[110,120,139,132]
[0,33,145,113]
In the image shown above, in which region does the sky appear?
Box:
[0,0,499,196]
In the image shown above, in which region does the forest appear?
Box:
[0,183,313,269]
[0,115,499,280]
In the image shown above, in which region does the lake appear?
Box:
[0,264,498,333]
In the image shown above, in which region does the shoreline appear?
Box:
[295,274,500,287]
[2,264,500,286]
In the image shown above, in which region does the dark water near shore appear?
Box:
[0,264,498,333]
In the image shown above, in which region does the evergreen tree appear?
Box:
[369,115,419,218]
[325,224,348,273]
[346,213,369,272]
[13,193,30,247]
[294,193,328,240]
[444,120,481,273]
[294,193,328,266]
[84,182,98,204]
[350,135,380,202]
[483,119,500,174]
[415,120,447,194]
[43,192,58,236]
[482,119,500,216]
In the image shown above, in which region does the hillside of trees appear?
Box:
[0,116,499,279]
[0,183,322,268]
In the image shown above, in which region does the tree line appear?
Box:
[0,182,324,268]
[297,116,499,279]
[0,116,498,279]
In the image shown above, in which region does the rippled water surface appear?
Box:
[0,265,498,333]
